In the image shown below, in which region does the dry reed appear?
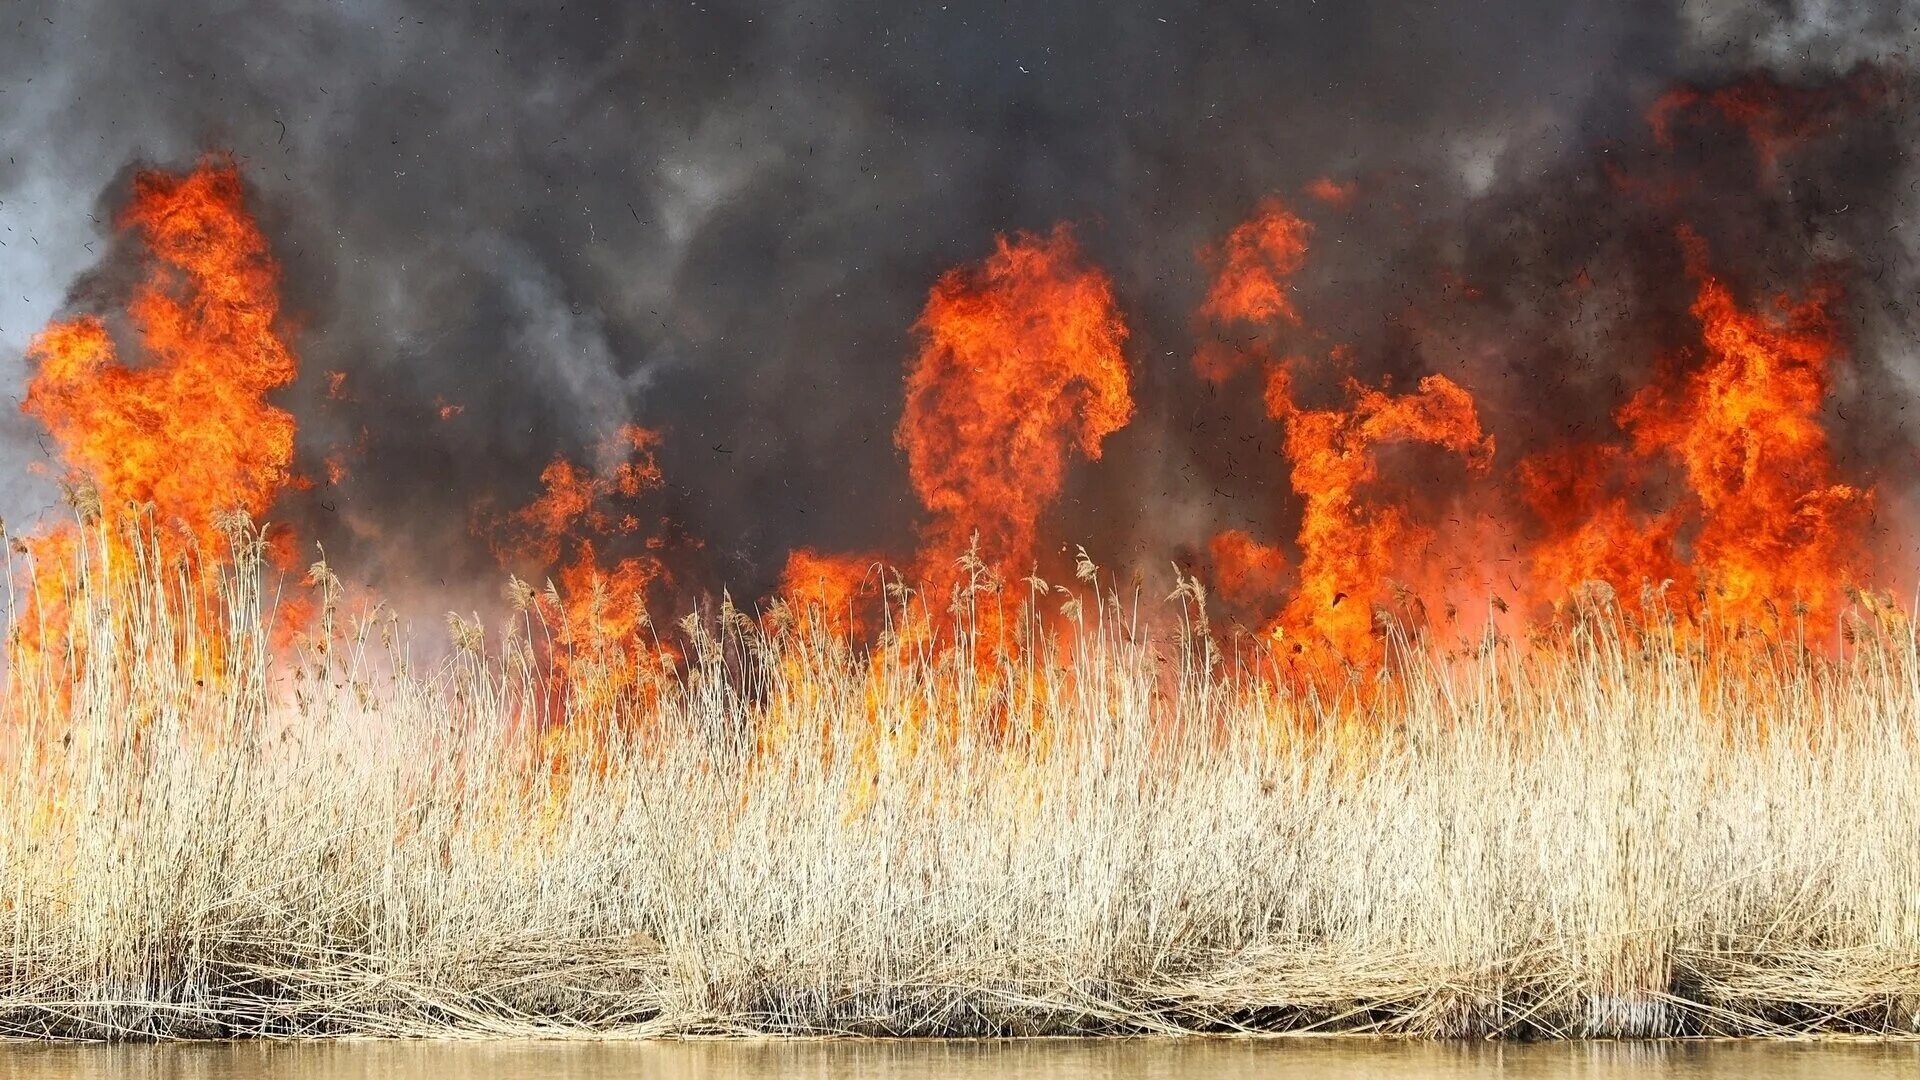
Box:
[2,512,1918,1040]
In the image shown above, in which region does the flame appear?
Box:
[1192,338,1271,387]
[1518,233,1869,632]
[9,63,1907,728]
[1197,197,1311,325]
[321,426,368,490]
[1619,233,1868,627]
[898,224,1132,580]
[1207,529,1289,607]
[1195,196,1494,674]
[777,549,878,639]
[1518,442,1685,611]
[1304,176,1358,208]
[1648,67,1894,172]
[22,158,298,552]
[484,424,672,720]
[1266,362,1494,671]
[489,425,664,569]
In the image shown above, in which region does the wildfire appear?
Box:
[1193,196,1493,674]
[1518,246,1871,634]
[1613,234,1866,628]
[483,424,674,721]
[22,158,299,554]
[1517,442,1685,614]
[1303,176,1358,208]
[1197,197,1312,326]
[8,65,1906,713]
[777,549,878,640]
[489,425,663,568]
[1648,67,1895,173]
[10,157,309,689]
[1189,118,1882,675]
[898,224,1132,582]
[1207,530,1288,607]
[1265,363,1494,671]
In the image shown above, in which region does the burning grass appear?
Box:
[3,512,1918,1040]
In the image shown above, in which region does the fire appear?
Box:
[898,224,1132,581]
[1197,197,1311,325]
[8,62,1906,722]
[1518,233,1868,633]
[484,424,673,719]
[1648,67,1895,172]
[1192,338,1269,386]
[490,425,664,569]
[1265,363,1494,671]
[1194,196,1493,674]
[1303,176,1357,208]
[777,549,878,640]
[1207,529,1288,607]
[22,158,298,554]
[1619,234,1868,627]
[12,158,307,686]
[1517,443,1685,613]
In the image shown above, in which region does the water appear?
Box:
[1,1040,1916,1079]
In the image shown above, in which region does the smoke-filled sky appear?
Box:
[1,0,1916,612]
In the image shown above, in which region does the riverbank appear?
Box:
[3,519,1919,1040]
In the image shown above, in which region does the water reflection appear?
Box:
[0,1038,1915,1079]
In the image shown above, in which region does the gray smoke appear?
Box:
[1,0,1915,613]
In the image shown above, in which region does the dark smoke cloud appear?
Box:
[0,0,1914,613]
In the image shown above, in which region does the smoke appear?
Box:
[0,0,1915,611]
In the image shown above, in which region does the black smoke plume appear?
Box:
[1,0,1914,616]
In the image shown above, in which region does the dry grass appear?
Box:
[2,513,1918,1040]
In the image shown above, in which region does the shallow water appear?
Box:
[0,1039,1917,1079]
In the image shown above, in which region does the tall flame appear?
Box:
[1196,196,1494,674]
[10,61,1903,712]
[1265,363,1494,671]
[1519,234,1869,631]
[1619,234,1868,626]
[22,158,298,550]
[898,224,1132,581]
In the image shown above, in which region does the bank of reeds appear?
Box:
[2,512,1918,1039]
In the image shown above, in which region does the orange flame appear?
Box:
[1194,196,1495,674]
[1207,529,1289,607]
[485,424,673,719]
[777,549,878,640]
[1266,362,1494,671]
[1620,234,1868,627]
[1198,197,1312,325]
[898,224,1132,581]
[1648,67,1895,172]
[490,425,664,568]
[1518,235,1869,632]
[22,158,298,551]
[1518,442,1685,611]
